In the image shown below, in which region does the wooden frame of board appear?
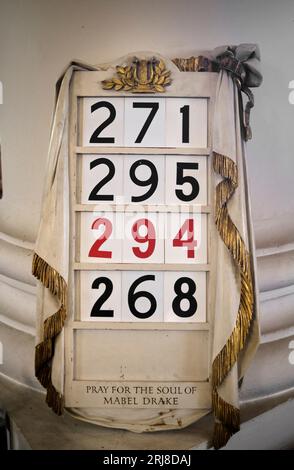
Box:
[64,55,219,412]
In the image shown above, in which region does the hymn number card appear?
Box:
[66,55,214,411]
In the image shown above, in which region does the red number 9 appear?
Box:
[132,218,155,259]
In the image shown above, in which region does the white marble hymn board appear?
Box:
[64,54,218,411]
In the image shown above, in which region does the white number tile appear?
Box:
[165,155,207,206]
[123,155,165,204]
[121,271,163,322]
[79,212,123,263]
[124,98,165,147]
[165,213,207,264]
[82,97,124,147]
[164,272,206,323]
[166,98,208,148]
[80,271,121,322]
[122,212,164,263]
[80,154,123,204]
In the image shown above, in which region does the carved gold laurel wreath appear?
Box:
[102,58,172,93]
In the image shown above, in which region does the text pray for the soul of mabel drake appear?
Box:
[85,384,198,406]
[102,454,192,467]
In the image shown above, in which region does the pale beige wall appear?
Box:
[0,1,294,449]
[0,0,294,244]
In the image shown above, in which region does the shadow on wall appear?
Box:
[0,145,3,199]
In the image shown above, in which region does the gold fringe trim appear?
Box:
[43,305,67,341]
[32,252,67,415]
[212,389,240,431]
[212,422,234,450]
[212,152,254,448]
[32,253,67,305]
[46,383,65,416]
[172,56,200,72]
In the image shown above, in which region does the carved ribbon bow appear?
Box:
[211,44,263,141]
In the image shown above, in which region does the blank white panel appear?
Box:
[121,271,163,322]
[80,271,121,322]
[165,155,207,205]
[80,154,123,204]
[74,329,209,381]
[80,212,123,263]
[123,212,164,263]
[166,98,207,148]
[164,272,206,323]
[165,213,207,264]
[124,97,165,147]
[82,97,124,147]
[123,155,165,204]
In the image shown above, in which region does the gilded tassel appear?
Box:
[32,252,67,415]
[212,151,254,448]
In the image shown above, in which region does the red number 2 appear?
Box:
[132,218,155,258]
[89,218,112,258]
[173,219,197,258]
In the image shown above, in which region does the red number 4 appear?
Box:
[173,219,197,258]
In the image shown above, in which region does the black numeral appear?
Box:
[133,102,159,143]
[90,277,114,317]
[175,162,199,201]
[128,275,157,319]
[88,158,115,201]
[88,101,191,145]
[130,159,158,202]
[180,105,190,143]
[90,101,116,144]
[172,277,197,318]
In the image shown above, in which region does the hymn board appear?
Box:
[64,54,217,411]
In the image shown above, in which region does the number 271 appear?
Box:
[89,101,190,144]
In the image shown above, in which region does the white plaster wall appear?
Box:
[0,0,294,449]
[0,0,294,242]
